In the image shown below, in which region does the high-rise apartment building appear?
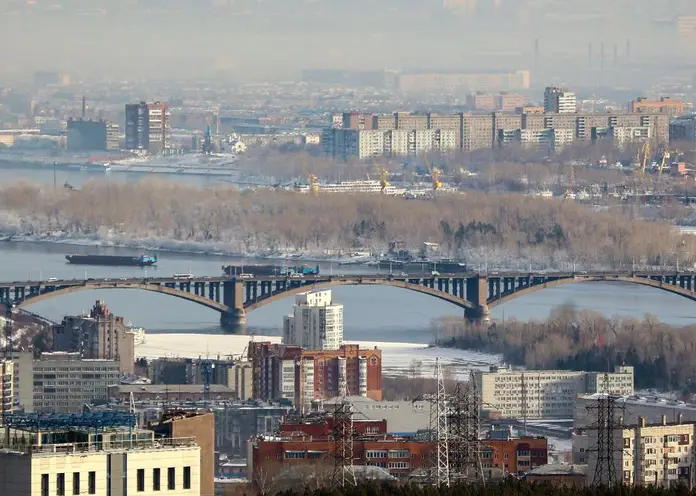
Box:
[283,290,343,351]
[544,87,577,114]
[248,342,382,409]
[32,352,120,413]
[474,365,634,419]
[0,359,14,417]
[52,300,136,374]
[125,101,170,153]
[587,416,695,486]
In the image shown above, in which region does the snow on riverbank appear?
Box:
[136,333,501,380]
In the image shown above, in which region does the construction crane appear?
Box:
[379,168,389,192]
[424,155,442,191]
[636,142,651,177]
[299,154,319,195]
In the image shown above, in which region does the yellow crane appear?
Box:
[300,154,319,195]
[379,168,389,193]
[637,142,651,177]
[423,155,442,191]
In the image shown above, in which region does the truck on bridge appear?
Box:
[222,264,320,277]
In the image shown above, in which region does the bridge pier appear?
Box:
[221,308,247,333]
[464,304,490,325]
[221,280,246,333]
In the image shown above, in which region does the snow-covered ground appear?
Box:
[136,333,501,380]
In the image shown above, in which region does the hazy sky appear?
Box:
[0,0,694,81]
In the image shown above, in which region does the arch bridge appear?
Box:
[1,271,695,332]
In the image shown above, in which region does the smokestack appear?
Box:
[613,44,618,68]
[661,414,667,426]
[81,96,86,120]
[639,416,646,428]
[600,43,605,70]
[588,43,592,68]
[625,39,631,59]
[678,413,684,424]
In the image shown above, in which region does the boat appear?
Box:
[65,254,158,266]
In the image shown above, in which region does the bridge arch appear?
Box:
[244,278,475,312]
[488,275,696,309]
[17,283,231,314]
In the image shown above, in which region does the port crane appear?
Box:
[423,155,442,191]
[636,142,651,177]
[300,154,319,195]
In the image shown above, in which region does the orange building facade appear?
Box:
[248,342,382,407]
[631,97,686,116]
[482,436,548,477]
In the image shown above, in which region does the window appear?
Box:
[183,467,191,490]
[88,472,96,495]
[153,468,161,491]
[137,469,145,492]
[167,467,175,490]
[57,473,65,496]
[73,472,80,495]
[41,474,49,496]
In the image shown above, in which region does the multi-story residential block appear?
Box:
[33,352,120,413]
[326,128,457,159]
[483,426,548,477]
[461,113,495,151]
[670,115,696,143]
[474,365,634,419]
[587,416,696,486]
[8,351,32,412]
[631,97,686,117]
[0,359,13,416]
[52,300,136,374]
[283,289,343,351]
[544,87,577,114]
[0,424,201,495]
[467,93,525,112]
[248,342,382,408]
[342,111,374,130]
[125,101,170,153]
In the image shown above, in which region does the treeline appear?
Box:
[0,179,692,267]
[434,306,696,391]
[274,481,696,496]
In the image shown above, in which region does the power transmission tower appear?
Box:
[448,375,486,485]
[417,358,451,486]
[586,374,624,486]
[331,378,356,489]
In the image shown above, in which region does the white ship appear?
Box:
[294,179,407,195]
[127,324,146,346]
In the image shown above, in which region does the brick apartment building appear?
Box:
[248,342,382,408]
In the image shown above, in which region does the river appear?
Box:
[2,167,696,377]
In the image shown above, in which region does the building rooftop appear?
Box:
[525,464,587,477]
[1,436,197,457]
[112,384,235,394]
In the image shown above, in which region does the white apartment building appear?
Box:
[586,416,695,486]
[283,289,343,351]
[33,352,120,413]
[474,365,634,419]
[328,128,457,159]
[544,87,577,114]
[0,429,200,495]
[0,359,13,416]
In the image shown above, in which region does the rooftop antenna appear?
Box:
[81,96,86,120]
